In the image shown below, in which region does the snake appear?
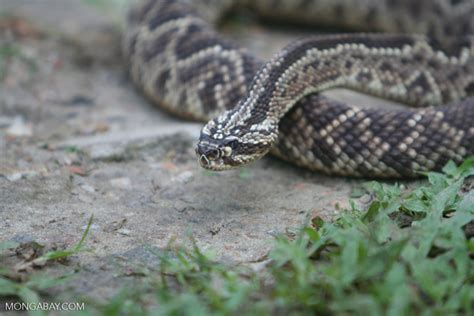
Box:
[124,0,474,178]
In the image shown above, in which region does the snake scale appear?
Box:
[124,0,474,178]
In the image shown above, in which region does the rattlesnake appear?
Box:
[124,0,474,177]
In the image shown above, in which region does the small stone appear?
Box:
[117,228,131,236]
[62,155,73,166]
[149,163,162,170]
[6,173,23,182]
[90,144,129,162]
[32,257,47,267]
[173,171,193,184]
[110,177,132,189]
[80,183,96,193]
[266,229,278,236]
[2,169,38,181]
[359,193,373,205]
[6,116,32,137]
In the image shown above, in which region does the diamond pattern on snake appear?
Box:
[124,0,474,178]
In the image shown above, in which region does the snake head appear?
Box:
[196,114,278,171]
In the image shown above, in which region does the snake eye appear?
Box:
[222,140,238,157]
[226,140,239,150]
[223,146,232,157]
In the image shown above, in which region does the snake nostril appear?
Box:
[196,144,220,161]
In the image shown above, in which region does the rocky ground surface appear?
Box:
[0,0,406,303]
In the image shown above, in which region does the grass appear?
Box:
[1,159,473,315]
[85,158,474,315]
[0,216,93,316]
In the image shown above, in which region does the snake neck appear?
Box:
[236,34,473,127]
[202,33,473,167]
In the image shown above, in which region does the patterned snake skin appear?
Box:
[124,0,474,177]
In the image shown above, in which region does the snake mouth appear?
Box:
[197,155,238,171]
[196,147,270,171]
[195,143,236,171]
[196,139,238,171]
[196,135,272,171]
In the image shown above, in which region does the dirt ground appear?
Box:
[0,0,406,302]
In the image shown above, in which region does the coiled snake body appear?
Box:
[124,0,474,178]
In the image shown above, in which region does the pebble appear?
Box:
[266,229,278,236]
[6,173,23,182]
[6,116,32,137]
[61,155,73,166]
[117,228,131,236]
[80,183,96,193]
[4,170,39,182]
[173,171,193,184]
[110,177,132,189]
[359,193,373,205]
[90,144,129,162]
[58,153,81,166]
